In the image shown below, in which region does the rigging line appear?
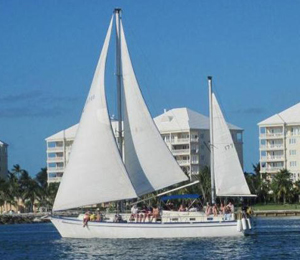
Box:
[123,19,180,119]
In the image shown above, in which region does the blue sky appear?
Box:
[1,0,300,175]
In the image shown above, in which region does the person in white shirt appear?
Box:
[130,204,139,222]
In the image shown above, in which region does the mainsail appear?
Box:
[212,93,251,196]
[53,17,137,211]
[120,21,189,196]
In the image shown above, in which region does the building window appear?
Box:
[48,163,56,168]
[290,161,297,167]
[49,173,57,178]
[291,127,300,136]
[237,133,242,142]
[289,150,297,156]
[48,142,56,148]
[48,153,56,158]
[289,138,296,145]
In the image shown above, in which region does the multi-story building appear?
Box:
[46,108,244,183]
[45,121,119,183]
[0,140,8,179]
[45,125,77,183]
[258,102,300,181]
[154,108,244,178]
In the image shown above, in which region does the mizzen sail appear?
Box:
[53,17,137,211]
[120,21,188,196]
[212,93,251,196]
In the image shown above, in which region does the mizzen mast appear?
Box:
[208,76,216,204]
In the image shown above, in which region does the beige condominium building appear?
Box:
[0,140,8,179]
[46,108,244,183]
[258,102,300,181]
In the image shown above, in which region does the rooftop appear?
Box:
[45,107,243,140]
[258,102,300,126]
[154,107,242,132]
[0,140,8,146]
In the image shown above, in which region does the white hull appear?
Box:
[51,216,246,239]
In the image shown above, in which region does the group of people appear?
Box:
[130,204,160,222]
[83,211,103,227]
[205,201,234,217]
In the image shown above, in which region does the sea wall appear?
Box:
[253,210,300,217]
[0,213,50,225]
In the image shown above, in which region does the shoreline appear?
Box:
[0,213,50,225]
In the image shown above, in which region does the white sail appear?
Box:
[53,17,137,211]
[120,21,189,196]
[212,93,251,196]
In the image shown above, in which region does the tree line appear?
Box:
[192,163,300,205]
[0,165,59,213]
[1,163,300,213]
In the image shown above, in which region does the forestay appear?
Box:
[120,21,188,196]
[212,93,252,196]
[53,17,137,211]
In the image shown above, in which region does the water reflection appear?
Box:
[0,217,300,260]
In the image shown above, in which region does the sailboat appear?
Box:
[51,9,255,239]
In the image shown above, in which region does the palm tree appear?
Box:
[245,163,270,204]
[292,180,300,203]
[22,178,41,212]
[11,164,23,179]
[5,173,19,210]
[0,178,8,212]
[271,169,293,204]
[35,168,48,189]
[194,166,211,204]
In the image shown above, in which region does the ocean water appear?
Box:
[0,217,299,260]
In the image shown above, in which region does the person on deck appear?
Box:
[178,204,186,212]
[205,203,212,216]
[83,211,90,227]
[90,212,96,221]
[96,211,102,222]
[220,202,225,214]
[130,204,139,222]
[227,201,234,213]
[152,205,160,222]
[212,204,218,216]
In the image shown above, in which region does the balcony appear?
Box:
[47,157,64,162]
[171,138,190,144]
[47,177,62,183]
[261,155,284,161]
[47,167,64,172]
[190,137,199,142]
[261,166,284,173]
[47,146,64,151]
[260,133,283,139]
[260,144,284,150]
[172,149,190,155]
[177,160,190,166]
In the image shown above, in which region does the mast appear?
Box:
[208,76,216,204]
[115,8,124,213]
[115,8,123,157]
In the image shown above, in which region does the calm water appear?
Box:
[0,218,300,260]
